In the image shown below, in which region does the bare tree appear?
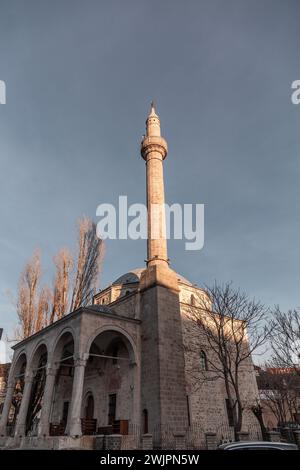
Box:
[185,281,269,440]
[49,248,73,324]
[251,399,268,441]
[36,286,51,331]
[70,217,104,311]
[15,250,50,340]
[257,364,300,426]
[13,217,103,340]
[270,307,300,374]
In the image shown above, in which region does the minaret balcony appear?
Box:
[140,135,168,160]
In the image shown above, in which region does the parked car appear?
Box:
[218,441,298,450]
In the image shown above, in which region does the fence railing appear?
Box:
[120,421,264,449]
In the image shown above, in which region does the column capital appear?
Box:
[7,379,16,389]
[24,371,35,383]
[46,365,59,376]
[73,353,89,367]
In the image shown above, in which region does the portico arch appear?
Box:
[5,353,27,435]
[25,343,48,435]
[82,328,138,435]
[86,325,138,364]
[49,330,75,435]
[52,327,77,363]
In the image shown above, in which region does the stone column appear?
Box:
[67,354,88,437]
[15,371,34,437]
[0,380,15,436]
[38,365,58,437]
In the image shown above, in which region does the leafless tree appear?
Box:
[36,286,51,331]
[15,250,50,340]
[184,281,269,440]
[270,306,300,374]
[251,399,268,440]
[70,217,104,311]
[49,248,73,324]
[13,217,104,339]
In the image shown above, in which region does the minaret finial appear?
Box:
[149,100,157,117]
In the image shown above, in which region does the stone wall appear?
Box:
[140,284,189,436]
[113,291,140,319]
[180,290,260,437]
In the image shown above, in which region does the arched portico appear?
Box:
[2,321,140,442]
[11,343,48,438]
[0,352,27,437]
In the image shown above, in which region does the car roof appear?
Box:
[219,441,298,450]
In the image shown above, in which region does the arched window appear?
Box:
[200,350,208,371]
[191,294,196,306]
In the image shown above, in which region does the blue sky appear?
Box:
[1,0,300,352]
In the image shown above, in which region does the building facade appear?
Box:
[255,366,300,430]
[0,105,259,449]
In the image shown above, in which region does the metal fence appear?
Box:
[121,423,141,450]
[215,421,235,445]
[117,420,265,450]
[153,425,176,449]
[185,423,206,449]
[247,422,263,441]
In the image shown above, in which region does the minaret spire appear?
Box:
[149,101,156,114]
[141,102,169,267]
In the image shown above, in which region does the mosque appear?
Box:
[0,104,259,449]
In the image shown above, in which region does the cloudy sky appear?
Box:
[0,0,300,351]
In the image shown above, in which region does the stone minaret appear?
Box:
[140,104,188,440]
[140,103,178,291]
[141,102,168,267]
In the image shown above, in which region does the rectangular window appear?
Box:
[62,401,69,425]
[108,393,117,425]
